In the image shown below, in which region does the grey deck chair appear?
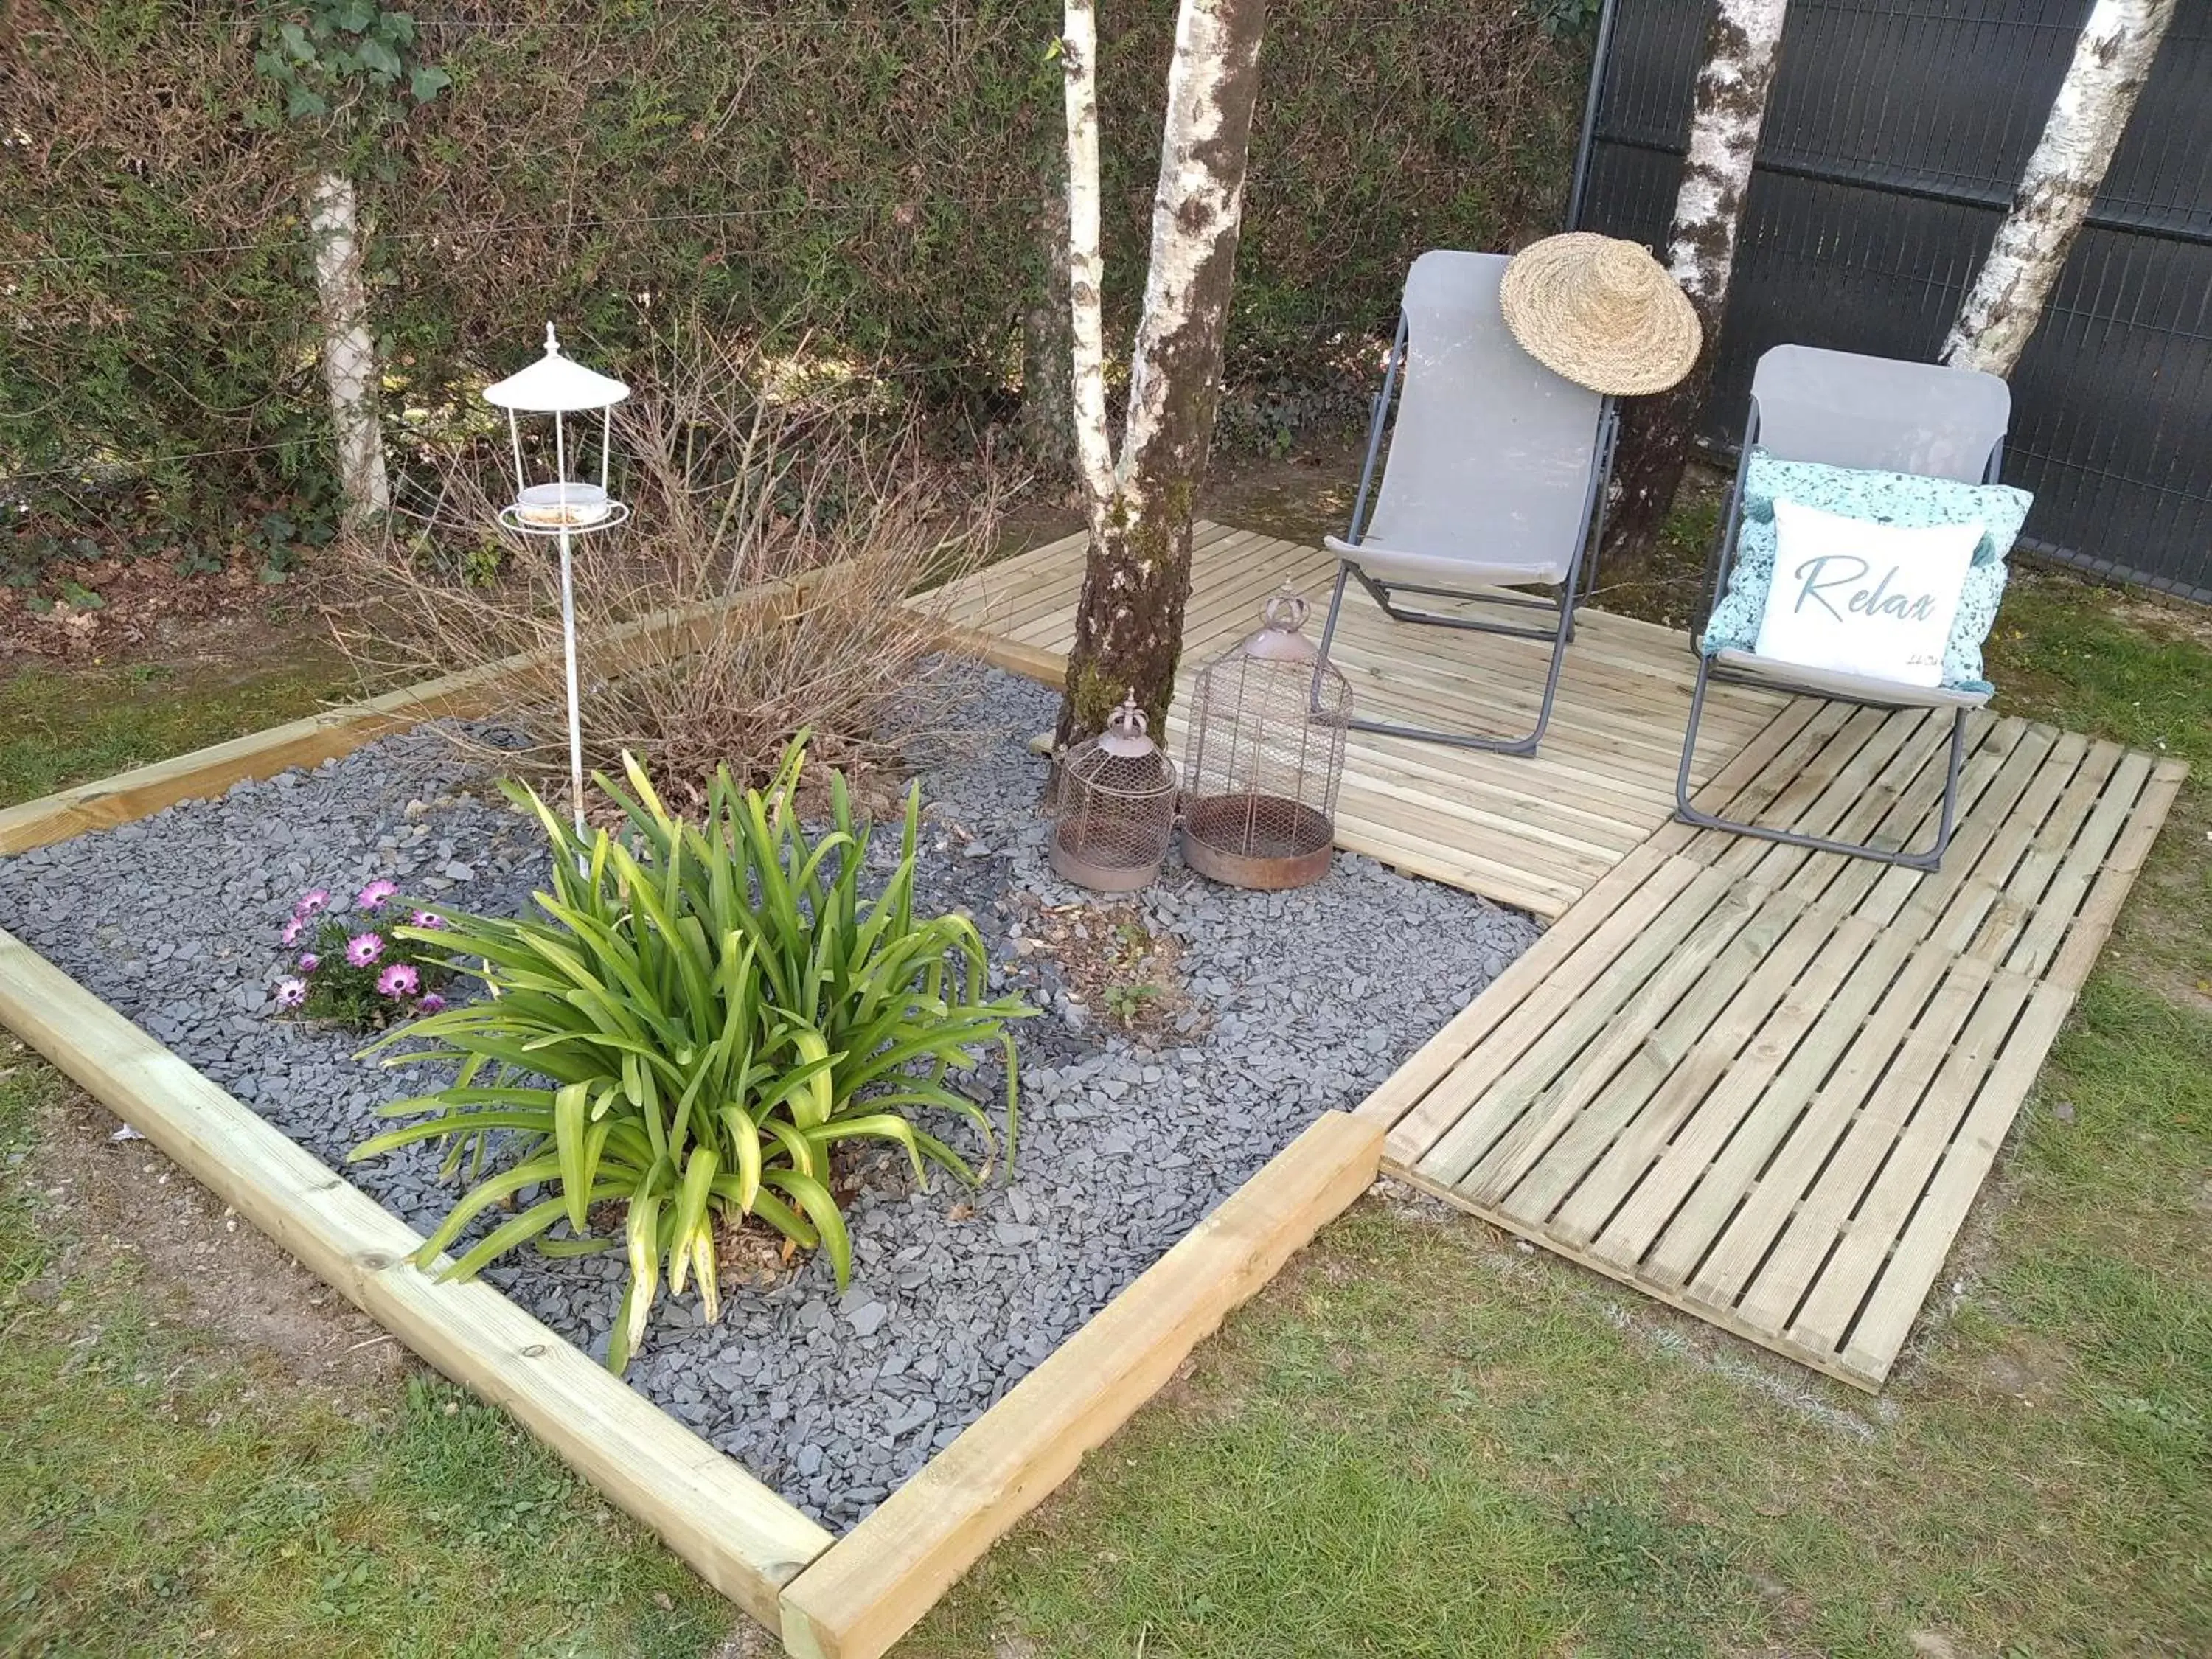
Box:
[1677,344,2013,871]
[1318,249,1618,755]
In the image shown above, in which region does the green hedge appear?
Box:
[1,1,1583,540]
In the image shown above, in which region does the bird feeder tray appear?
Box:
[513,480,614,527]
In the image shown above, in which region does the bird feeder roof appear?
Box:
[482,324,630,413]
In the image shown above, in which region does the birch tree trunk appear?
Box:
[1598,0,1788,574]
[1020,180,1077,482]
[307,170,391,529]
[1943,0,2177,378]
[1053,0,1268,749]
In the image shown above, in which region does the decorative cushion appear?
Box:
[1701,450,2034,692]
[1754,498,1983,689]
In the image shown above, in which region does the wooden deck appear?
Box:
[1363,703,2185,1388]
[943,520,2183,1388]
[931,521,1788,919]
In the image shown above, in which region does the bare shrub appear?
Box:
[330,326,1005,803]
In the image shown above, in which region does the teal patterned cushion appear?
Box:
[1702,449,2033,692]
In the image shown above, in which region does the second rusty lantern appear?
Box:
[1180,588,1351,889]
[1050,692,1178,891]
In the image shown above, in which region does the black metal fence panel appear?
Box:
[1573,0,2212,601]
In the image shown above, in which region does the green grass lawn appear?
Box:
[0,655,347,807]
[1,553,2207,1658]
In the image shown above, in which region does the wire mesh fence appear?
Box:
[1573,0,2212,602]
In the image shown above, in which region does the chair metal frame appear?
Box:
[1674,398,2007,872]
[1318,313,1621,757]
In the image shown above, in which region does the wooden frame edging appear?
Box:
[0,587,1387,1655]
[0,922,833,1634]
[776,1110,1385,1659]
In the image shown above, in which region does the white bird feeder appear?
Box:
[481,324,630,838]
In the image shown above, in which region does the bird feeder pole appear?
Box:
[481,324,632,844]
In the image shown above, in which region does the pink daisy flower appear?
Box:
[296,888,330,917]
[297,953,319,973]
[376,961,420,999]
[409,908,445,930]
[274,977,307,1009]
[345,932,384,967]
[356,879,400,909]
[279,916,304,946]
[415,992,447,1015]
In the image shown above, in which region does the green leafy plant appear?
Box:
[251,1,451,126]
[1528,0,1604,43]
[1102,981,1164,1029]
[352,738,1032,1371]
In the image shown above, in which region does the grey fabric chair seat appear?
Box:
[1319,249,1619,757]
[1677,344,2014,872]
[1320,535,1563,591]
[1708,650,1992,710]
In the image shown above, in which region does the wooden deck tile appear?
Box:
[944,520,2183,1388]
[1377,712,2185,1390]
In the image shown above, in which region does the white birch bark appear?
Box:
[307,170,391,526]
[1052,0,1268,745]
[1601,0,1789,568]
[1060,1,1116,516]
[1942,0,2178,378]
[1663,0,1790,324]
[1118,0,1263,474]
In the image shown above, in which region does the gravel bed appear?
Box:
[0,664,1539,1529]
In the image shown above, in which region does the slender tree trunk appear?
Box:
[1053,0,1268,751]
[1599,0,1788,574]
[1944,0,2177,378]
[1020,182,1077,484]
[307,170,390,529]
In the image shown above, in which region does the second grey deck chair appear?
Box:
[1319,249,1619,756]
[1677,344,2014,871]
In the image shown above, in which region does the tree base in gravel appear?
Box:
[1055,487,1201,750]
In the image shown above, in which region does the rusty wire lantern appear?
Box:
[1050,692,1178,891]
[1181,588,1350,890]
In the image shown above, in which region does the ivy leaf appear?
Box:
[285,85,330,121]
[279,20,314,60]
[385,11,417,46]
[356,36,402,77]
[335,0,376,31]
[409,64,451,102]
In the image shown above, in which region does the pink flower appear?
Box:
[296,888,330,917]
[297,953,319,973]
[376,961,420,999]
[409,909,444,930]
[279,916,303,946]
[416,992,447,1015]
[274,977,307,1009]
[345,932,384,968]
[356,879,399,909]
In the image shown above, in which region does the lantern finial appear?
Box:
[545,321,560,355]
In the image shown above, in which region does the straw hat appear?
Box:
[1499,232,1702,397]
